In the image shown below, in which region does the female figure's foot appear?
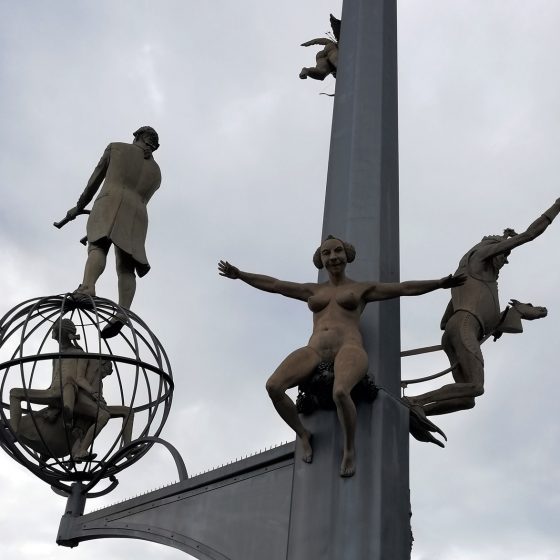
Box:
[340,448,356,477]
[299,431,313,463]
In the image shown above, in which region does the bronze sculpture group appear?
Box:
[219,238,464,476]
[9,318,134,462]
[218,195,560,474]
[4,15,560,482]
[7,126,158,464]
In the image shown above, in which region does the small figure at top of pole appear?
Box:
[299,14,340,81]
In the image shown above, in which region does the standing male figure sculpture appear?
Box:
[407,198,560,417]
[65,126,161,338]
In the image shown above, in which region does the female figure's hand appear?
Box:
[218,260,240,280]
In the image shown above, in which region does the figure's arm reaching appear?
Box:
[65,145,111,220]
[301,38,332,47]
[363,274,465,302]
[218,260,314,301]
[479,198,560,260]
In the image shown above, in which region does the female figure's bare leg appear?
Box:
[266,347,321,463]
[333,345,369,477]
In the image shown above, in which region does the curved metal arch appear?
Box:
[83,436,188,493]
[58,524,232,560]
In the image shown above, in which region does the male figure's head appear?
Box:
[481,228,517,272]
[133,126,159,153]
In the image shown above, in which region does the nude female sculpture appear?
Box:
[406,198,560,417]
[219,236,464,477]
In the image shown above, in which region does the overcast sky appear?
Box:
[1,1,559,559]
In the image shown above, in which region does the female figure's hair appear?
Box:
[51,318,82,348]
[313,235,356,269]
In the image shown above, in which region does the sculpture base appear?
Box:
[288,391,411,560]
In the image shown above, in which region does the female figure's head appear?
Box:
[313,235,356,271]
[51,318,80,346]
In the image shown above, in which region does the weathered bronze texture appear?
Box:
[299,14,340,81]
[0,294,173,494]
[407,198,560,417]
[219,236,463,477]
[61,127,161,338]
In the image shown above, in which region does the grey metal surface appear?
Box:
[320,0,400,395]
[288,395,410,560]
[57,443,295,560]
[290,0,411,558]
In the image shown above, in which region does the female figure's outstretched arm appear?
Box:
[363,274,465,303]
[218,260,315,301]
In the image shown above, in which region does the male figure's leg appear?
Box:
[100,247,136,339]
[408,312,485,415]
[77,238,111,296]
[115,247,136,310]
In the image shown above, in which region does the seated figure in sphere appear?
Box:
[10,320,134,462]
[9,318,84,433]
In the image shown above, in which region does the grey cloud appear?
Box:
[1,1,559,559]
